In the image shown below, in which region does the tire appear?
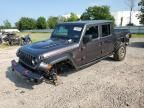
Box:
[0,39,2,44]
[29,40,32,44]
[114,43,126,61]
[9,41,14,46]
[27,40,32,45]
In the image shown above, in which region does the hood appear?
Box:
[20,38,78,57]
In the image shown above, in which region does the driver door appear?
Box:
[82,25,101,65]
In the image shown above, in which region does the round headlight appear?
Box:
[32,60,35,65]
[16,49,20,56]
[32,57,39,65]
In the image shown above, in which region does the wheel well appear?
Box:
[55,59,74,67]
[114,39,126,52]
[52,59,75,74]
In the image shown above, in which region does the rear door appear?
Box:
[100,24,114,57]
[82,25,101,64]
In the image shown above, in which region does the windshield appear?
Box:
[51,24,84,42]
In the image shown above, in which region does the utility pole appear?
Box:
[127,0,135,25]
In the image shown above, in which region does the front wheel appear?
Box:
[113,44,126,61]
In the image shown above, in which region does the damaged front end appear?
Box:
[11,60,44,83]
[11,60,58,85]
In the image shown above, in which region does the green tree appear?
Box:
[3,20,11,29]
[67,13,79,22]
[16,17,37,30]
[138,0,144,25]
[81,6,115,23]
[37,16,47,29]
[47,16,58,29]
[0,25,5,29]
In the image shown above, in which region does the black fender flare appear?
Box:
[114,41,126,52]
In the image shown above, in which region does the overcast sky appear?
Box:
[0,0,139,26]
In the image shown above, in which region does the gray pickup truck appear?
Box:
[11,20,130,85]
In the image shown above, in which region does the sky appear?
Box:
[0,0,139,26]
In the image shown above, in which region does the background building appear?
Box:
[112,11,141,26]
[63,11,141,27]
[63,14,81,19]
[0,29,20,33]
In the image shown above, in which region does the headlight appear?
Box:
[32,57,39,65]
[16,49,20,56]
[32,60,35,65]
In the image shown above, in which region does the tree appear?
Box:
[67,13,79,22]
[0,25,5,29]
[47,16,58,29]
[16,17,37,30]
[80,6,115,23]
[3,20,11,29]
[37,16,47,29]
[126,0,135,25]
[138,0,144,25]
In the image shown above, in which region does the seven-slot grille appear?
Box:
[19,51,34,67]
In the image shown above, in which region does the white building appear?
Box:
[0,29,20,33]
[112,11,141,26]
[63,11,141,26]
[63,14,81,19]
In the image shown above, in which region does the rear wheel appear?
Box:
[114,43,126,61]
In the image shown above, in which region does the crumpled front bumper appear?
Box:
[11,60,44,82]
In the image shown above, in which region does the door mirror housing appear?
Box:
[83,35,92,44]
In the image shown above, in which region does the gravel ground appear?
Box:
[0,38,144,108]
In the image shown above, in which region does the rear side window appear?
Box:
[85,26,99,39]
[102,24,111,37]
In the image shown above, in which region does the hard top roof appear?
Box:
[60,20,112,25]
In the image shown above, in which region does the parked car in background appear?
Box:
[12,20,130,85]
[21,34,32,46]
[0,33,2,44]
[2,32,21,45]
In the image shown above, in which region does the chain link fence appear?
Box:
[115,26,144,34]
[22,26,144,34]
[22,29,53,33]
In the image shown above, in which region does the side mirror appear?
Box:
[83,35,92,44]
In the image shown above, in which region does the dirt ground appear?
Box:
[0,38,144,108]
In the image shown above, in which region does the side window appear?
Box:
[85,26,99,39]
[102,24,111,37]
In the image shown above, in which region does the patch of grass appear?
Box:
[0,44,10,49]
[132,34,144,38]
[0,43,19,49]
[17,32,51,42]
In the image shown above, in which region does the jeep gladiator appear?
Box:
[11,20,130,85]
